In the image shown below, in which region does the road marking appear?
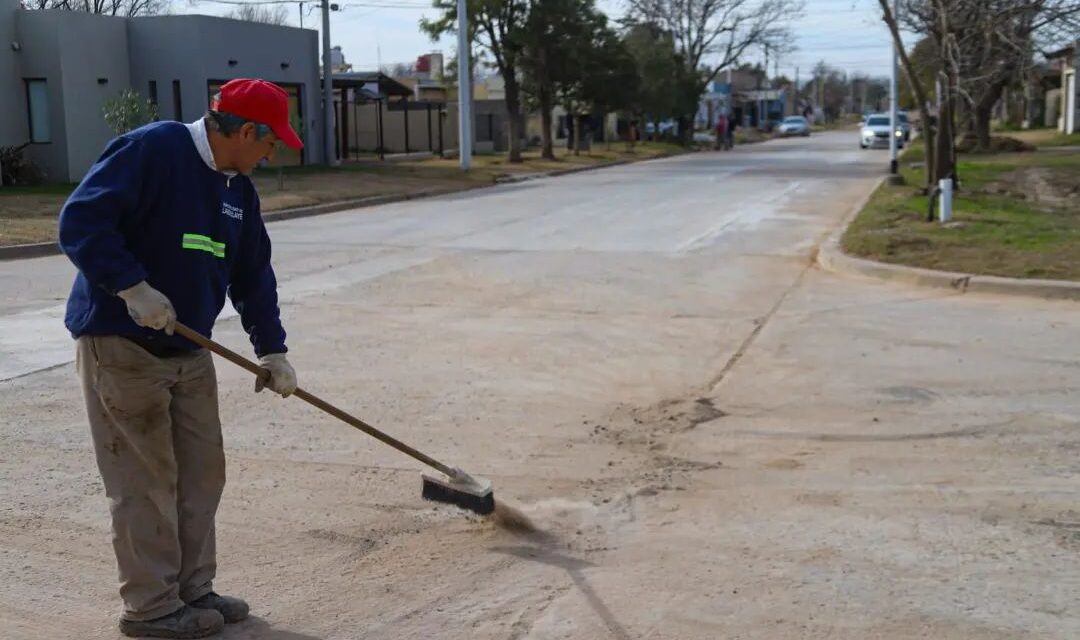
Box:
[676,181,803,253]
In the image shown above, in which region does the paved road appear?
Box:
[1,132,1077,639]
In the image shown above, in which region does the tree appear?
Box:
[23,0,168,16]
[624,0,803,135]
[558,17,639,154]
[102,89,158,136]
[901,0,1080,151]
[809,61,856,121]
[521,0,637,158]
[897,37,939,111]
[422,0,528,162]
[622,24,682,137]
[226,3,290,25]
[520,0,587,159]
[879,0,942,193]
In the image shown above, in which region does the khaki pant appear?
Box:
[76,336,225,622]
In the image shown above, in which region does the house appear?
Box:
[696,79,733,129]
[1047,40,1079,134]
[332,71,451,159]
[1,1,324,184]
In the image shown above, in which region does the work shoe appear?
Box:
[118,605,224,639]
[187,591,250,624]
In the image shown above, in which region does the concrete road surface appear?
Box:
[1,132,1077,639]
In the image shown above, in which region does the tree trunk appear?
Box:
[573,114,582,156]
[974,102,993,152]
[923,113,936,194]
[539,86,555,160]
[936,74,956,184]
[503,74,523,163]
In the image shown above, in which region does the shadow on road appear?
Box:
[492,545,633,640]
[222,616,325,640]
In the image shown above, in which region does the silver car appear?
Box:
[860,114,904,149]
[777,116,811,137]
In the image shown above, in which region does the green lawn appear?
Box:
[842,139,1080,281]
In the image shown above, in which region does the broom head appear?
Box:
[421,469,495,515]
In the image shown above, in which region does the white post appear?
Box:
[888,0,899,175]
[456,0,472,171]
[321,1,337,165]
[938,178,953,223]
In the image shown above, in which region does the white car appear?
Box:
[777,116,811,137]
[860,114,904,149]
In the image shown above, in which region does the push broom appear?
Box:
[173,322,496,516]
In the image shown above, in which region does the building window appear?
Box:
[173,80,183,121]
[148,81,158,108]
[26,79,50,143]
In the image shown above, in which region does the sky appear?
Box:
[183,0,902,81]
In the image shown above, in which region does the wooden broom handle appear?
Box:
[173,322,456,477]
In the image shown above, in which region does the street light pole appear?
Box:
[322,1,337,165]
[456,0,472,170]
[888,0,899,175]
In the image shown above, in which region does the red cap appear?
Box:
[212,78,304,150]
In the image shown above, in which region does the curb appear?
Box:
[0,241,60,261]
[817,178,1080,302]
[494,159,629,184]
[1,153,668,263]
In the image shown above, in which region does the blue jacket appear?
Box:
[59,121,286,357]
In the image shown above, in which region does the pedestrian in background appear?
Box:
[714,113,728,151]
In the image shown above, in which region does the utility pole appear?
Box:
[321,1,337,165]
[457,0,472,170]
[888,0,899,176]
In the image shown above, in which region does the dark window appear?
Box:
[172,80,183,121]
[25,79,50,143]
[148,81,158,121]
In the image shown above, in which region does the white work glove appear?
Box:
[117,281,176,335]
[256,353,297,397]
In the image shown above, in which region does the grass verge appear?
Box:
[842,137,1080,281]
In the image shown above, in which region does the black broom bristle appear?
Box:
[422,476,496,515]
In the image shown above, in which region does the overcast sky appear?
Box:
[185,0,900,81]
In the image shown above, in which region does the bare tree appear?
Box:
[624,0,802,85]
[878,0,940,192]
[623,0,803,137]
[24,0,169,16]
[226,3,290,24]
[902,0,1080,150]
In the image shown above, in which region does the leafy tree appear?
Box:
[521,0,637,156]
[622,24,682,136]
[422,0,528,162]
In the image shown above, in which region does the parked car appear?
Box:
[692,131,716,144]
[776,116,811,137]
[860,114,904,149]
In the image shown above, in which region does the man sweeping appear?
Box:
[59,78,303,639]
